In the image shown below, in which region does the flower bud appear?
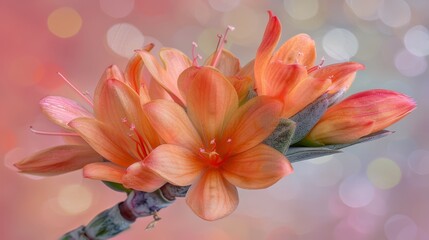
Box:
[301,89,416,146]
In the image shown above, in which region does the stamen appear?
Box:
[227,138,232,143]
[57,72,94,107]
[122,119,151,159]
[29,126,79,137]
[191,42,202,67]
[210,25,235,67]
[308,57,326,73]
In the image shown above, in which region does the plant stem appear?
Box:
[60,184,189,240]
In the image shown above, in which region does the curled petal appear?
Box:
[219,96,282,156]
[40,96,93,130]
[222,144,293,189]
[69,118,135,167]
[122,162,166,192]
[186,169,238,221]
[254,11,281,93]
[125,43,155,93]
[272,34,316,69]
[143,100,202,150]
[179,67,239,145]
[205,50,241,76]
[262,63,307,97]
[145,144,204,186]
[83,162,126,183]
[310,62,365,94]
[14,145,102,176]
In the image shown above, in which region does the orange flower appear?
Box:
[254,11,364,118]
[68,68,167,192]
[142,66,293,220]
[301,89,416,146]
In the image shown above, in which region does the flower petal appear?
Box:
[40,96,93,130]
[219,96,282,156]
[262,63,307,97]
[145,144,204,186]
[14,145,102,176]
[69,118,135,167]
[186,169,238,221]
[222,144,293,189]
[272,34,316,69]
[179,67,239,145]
[83,162,126,183]
[94,78,160,149]
[143,100,203,150]
[254,11,281,93]
[159,48,193,82]
[227,76,253,103]
[310,62,365,94]
[122,162,166,192]
[282,77,331,118]
[205,49,240,76]
[125,43,155,93]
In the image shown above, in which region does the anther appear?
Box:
[191,41,202,67]
[210,25,236,67]
[227,138,232,143]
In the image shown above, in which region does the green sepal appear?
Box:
[263,118,296,154]
[103,181,132,194]
[286,146,342,163]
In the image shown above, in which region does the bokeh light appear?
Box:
[106,23,145,58]
[47,7,82,38]
[404,25,429,57]
[284,0,319,21]
[394,48,428,77]
[208,0,240,12]
[407,149,429,175]
[377,0,411,28]
[345,0,382,21]
[322,28,359,61]
[367,158,402,189]
[339,176,375,208]
[57,184,93,215]
[384,214,418,240]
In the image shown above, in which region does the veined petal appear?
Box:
[125,43,155,93]
[219,96,282,156]
[205,49,240,76]
[186,169,238,221]
[83,162,126,183]
[160,47,193,81]
[222,144,293,189]
[227,76,253,103]
[237,59,255,83]
[263,63,307,97]
[138,50,186,105]
[94,78,160,149]
[272,34,316,69]
[69,118,135,167]
[180,67,239,145]
[14,145,102,176]
[40,96,93,130]
[145,144,204,186]
[254,11,281,93]
[310,62,365,94]
[122,162,166,192]
[143,100,203,150]
[282,77,331,118]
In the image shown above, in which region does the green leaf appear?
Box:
[263,118,296,154]
[103,181,132,194]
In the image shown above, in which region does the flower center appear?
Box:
[198,138,232,168]
[122,117,150,161]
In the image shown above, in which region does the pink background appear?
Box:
[1,0,429,239]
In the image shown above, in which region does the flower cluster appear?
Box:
[15,11,415,221]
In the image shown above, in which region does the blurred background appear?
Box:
[1,0,428,239]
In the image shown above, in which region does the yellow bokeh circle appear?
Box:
[47,7,82,38]
[367,158,402,189]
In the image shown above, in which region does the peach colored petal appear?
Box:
[83,162,126,183]
[180,67,239,145]
[122,162,166,192]
[160,48,192,82]
[227,75,253,103]
[94,78,160,149]
[143,100,203,150]
[237,59,255,83]
[282,77,331,118]
[310,62,365,94]
[125,43,155,93]
[254,11,281,93]
[205,49,240,76]
[14,145,102,176]
[40,96,93,130]
[222,144,293,189]
[219,96,282,156]
[272,34,316,69]
[186,169,238,221]
[262,63,307,97]
[145,144,204,186]
[69,118,135,167]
